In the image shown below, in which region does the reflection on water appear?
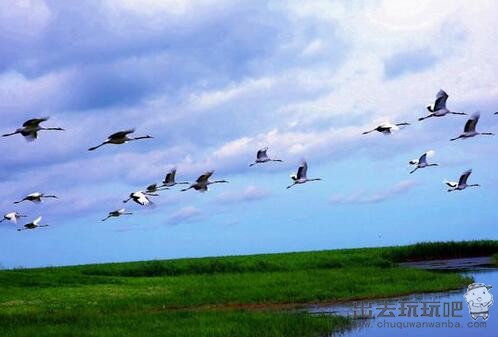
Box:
[309,257,497,337]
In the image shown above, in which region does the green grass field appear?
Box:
[1,241,497,337]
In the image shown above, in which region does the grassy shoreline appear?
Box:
[1,241,497,337]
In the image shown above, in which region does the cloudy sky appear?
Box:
[1,0,498,268]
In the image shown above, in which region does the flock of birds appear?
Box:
[1,89,497,231]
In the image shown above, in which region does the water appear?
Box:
[308,257,497,337]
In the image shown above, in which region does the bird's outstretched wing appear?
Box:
[444,180,458,188]
[464,112,480,132]
[196,171,213,183]
[296,161,307,179]
[23,117,49,128]
[164,168,176,183]
[459,170,472,186]
[419,153,428,165]
[146,184,157,192]
[433,90,448,111]
[109,129,135,139]
[256,147,268,160]
[22,131,38,142]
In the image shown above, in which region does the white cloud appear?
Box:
[217,185,271,203]
[330,180,418,205]
[167,206,203,225]
[0,0,52,39]
[189,77,275,110]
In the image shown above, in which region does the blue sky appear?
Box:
[1,0,498,268]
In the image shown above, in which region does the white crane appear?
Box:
[2,117,64,141]
[445,169,479,192]
[161,168,189,187]
[1,212,26,224]
[181,171,228,192]
[88,129,153,151]
[287,160,322,189]
[122,191,153,206]
[102,209,133,221]
[362,122,410,135]
[17,216,48,231]
[419,90,467,121]
[450,112,494,141]
[249,147,283,167]
[409,150,439,174]
[14,192,58,204]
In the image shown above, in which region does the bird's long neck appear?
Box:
[2,130,22,137]
[41,127,64,131]
[210,180,227,184]
[286,182,297,189]
[131,135,151,141]
[88,142,107,151]
[418,115,433,121]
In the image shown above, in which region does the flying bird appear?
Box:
[249,147,283,167]
[419,90,467,121]
[123,191,153,206]
[450,112,494,141]
[287,160,322,189]
[145,184,168,195]
[445,169,479,192]
[2,117,64,141]
[161,168,189,187]
[1,212,26,224]
[88,129,153,151]
[14,192,58,204]
[362,122,410,135]
[409,150,439,174]
[17,216,48,231]
[102,209,133,221]
[181,171,228,192]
